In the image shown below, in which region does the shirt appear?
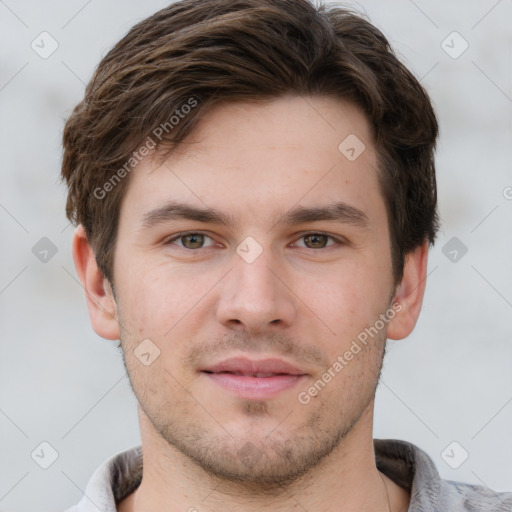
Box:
[64,438,512,511]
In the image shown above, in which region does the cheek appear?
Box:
[116,259,210,339]
[297,261,392,339]
[125,355,192,417]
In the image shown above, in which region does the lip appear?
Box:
[200,357,308,400]
[202,357,306,376]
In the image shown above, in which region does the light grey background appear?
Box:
[0,1,511,511]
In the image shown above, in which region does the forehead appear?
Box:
[119,95,383,227]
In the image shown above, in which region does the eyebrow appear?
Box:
[140,200,370,230]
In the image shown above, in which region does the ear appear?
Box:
[71,225,120,340]
[387,241,429,340]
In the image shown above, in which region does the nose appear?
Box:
[215,246,297,333]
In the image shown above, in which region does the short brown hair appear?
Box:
[61,0,439,286]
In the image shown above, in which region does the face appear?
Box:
[112,95,397,486]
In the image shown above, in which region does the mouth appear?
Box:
[200,357,308,400]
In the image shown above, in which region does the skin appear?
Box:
[73,95,428,512]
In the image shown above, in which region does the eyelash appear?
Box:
[163,231,345,250]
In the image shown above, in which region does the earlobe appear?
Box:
[71,225,121,340]
[387,241,429,340]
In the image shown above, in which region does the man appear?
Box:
[61,0,512,510]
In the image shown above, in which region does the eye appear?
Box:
[165,232,216,249]
[293,233,342,249]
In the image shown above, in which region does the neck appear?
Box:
[118,405,410,512]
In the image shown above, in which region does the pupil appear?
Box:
[184,234,203,248]
[306,234,326,248]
